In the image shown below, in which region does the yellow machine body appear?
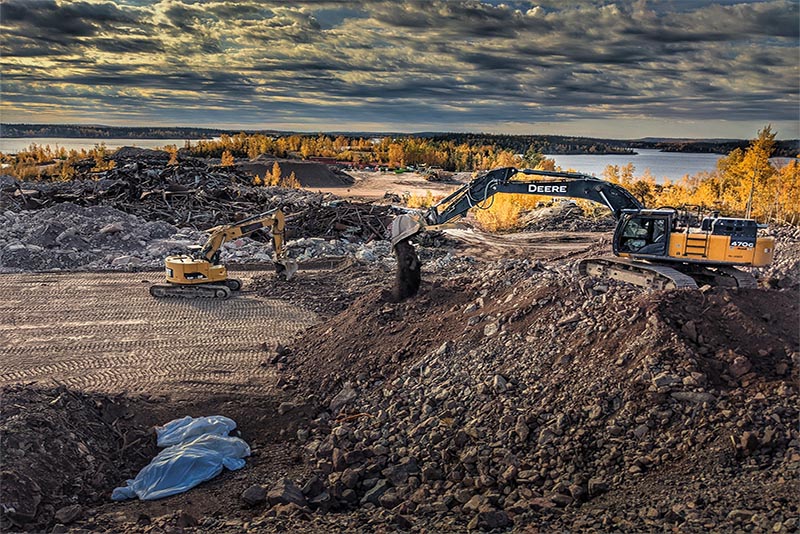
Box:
[164,255,229,285]
[665,232,775,267]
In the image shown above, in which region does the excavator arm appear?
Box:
[392,167,643,245]
[197,209,289,264]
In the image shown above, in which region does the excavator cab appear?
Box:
[613,210,674,258]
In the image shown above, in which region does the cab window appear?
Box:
[619,217,667,255]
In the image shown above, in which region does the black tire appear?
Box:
[214,288,230,299]
[225,279,242,291]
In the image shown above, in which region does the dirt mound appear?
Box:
[239,157,355,189]
[251,260,390,318]
[289,280,476,398]
[282,260,798,531]
[113,146,171,162]
[0,385,160,531]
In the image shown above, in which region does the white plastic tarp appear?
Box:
[112,416,250,501]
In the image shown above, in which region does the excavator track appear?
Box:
[149,283,232,299]
[683,265,758,289]
[715,266,758,288]
[578,257,698,290]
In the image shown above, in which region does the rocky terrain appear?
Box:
[281,263,798,533]
[0,148,798,533]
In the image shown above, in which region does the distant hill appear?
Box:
[1,124,231,139]
[1,124,797,157]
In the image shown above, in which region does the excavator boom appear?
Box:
[392,167,642,245]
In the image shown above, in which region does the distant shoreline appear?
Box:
[1,124,797,157]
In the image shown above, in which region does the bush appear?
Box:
[406,190,438,208]
[474,193,545,232]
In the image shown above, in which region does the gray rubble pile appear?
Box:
[0,203,279,272]
[0,202,411,273]
[281,260,798,532]
[519,203,616,233]
[285,238,392,264]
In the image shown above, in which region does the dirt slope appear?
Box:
[283,260,799,532]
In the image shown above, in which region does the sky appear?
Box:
[1,0,798,139]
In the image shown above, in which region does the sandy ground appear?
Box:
[309,170,469,200]
[0,270,316,397]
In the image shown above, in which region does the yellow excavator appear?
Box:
[150,209,298,299]
[391,167,776,293]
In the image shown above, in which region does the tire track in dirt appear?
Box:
[0,271,317,396]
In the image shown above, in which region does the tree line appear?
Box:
[2,127,797,224]
[4,124,796,156]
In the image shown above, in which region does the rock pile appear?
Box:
[279,260,798,532]
[0,203,284,272]
[0,202,405,272]
[761,225,800,289]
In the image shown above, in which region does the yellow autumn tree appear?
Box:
[221,150,235,167]
[771,159,800,224]
[281,171,300,188]
[716,126,778,218]
[388,143,405,167]
[163,145,178,166]
[489,151,518,168]
[269,162,282,186]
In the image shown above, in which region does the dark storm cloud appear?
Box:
[0,0,797,136]
[91,37,164,54]
[1,0,140,41]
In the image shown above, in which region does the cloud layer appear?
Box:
[1,0,797,138]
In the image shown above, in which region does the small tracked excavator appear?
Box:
[150,209,297,299]
[390,167,775,294]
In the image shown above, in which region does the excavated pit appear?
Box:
[0,385,314,533]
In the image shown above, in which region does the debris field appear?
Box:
[0,148,798,533]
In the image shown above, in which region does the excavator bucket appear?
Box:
[388,214,422,301]
[390,214,422,246]
[392,240,421,301]
[275,259,298,281]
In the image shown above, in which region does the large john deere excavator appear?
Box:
[390,167,775,294]
[150,209,297,299]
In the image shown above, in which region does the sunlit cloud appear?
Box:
[0,0,797,138]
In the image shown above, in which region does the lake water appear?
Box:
[544,149,724,182]
[0,137,195,154]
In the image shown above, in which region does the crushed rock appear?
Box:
[278,258,798,532]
